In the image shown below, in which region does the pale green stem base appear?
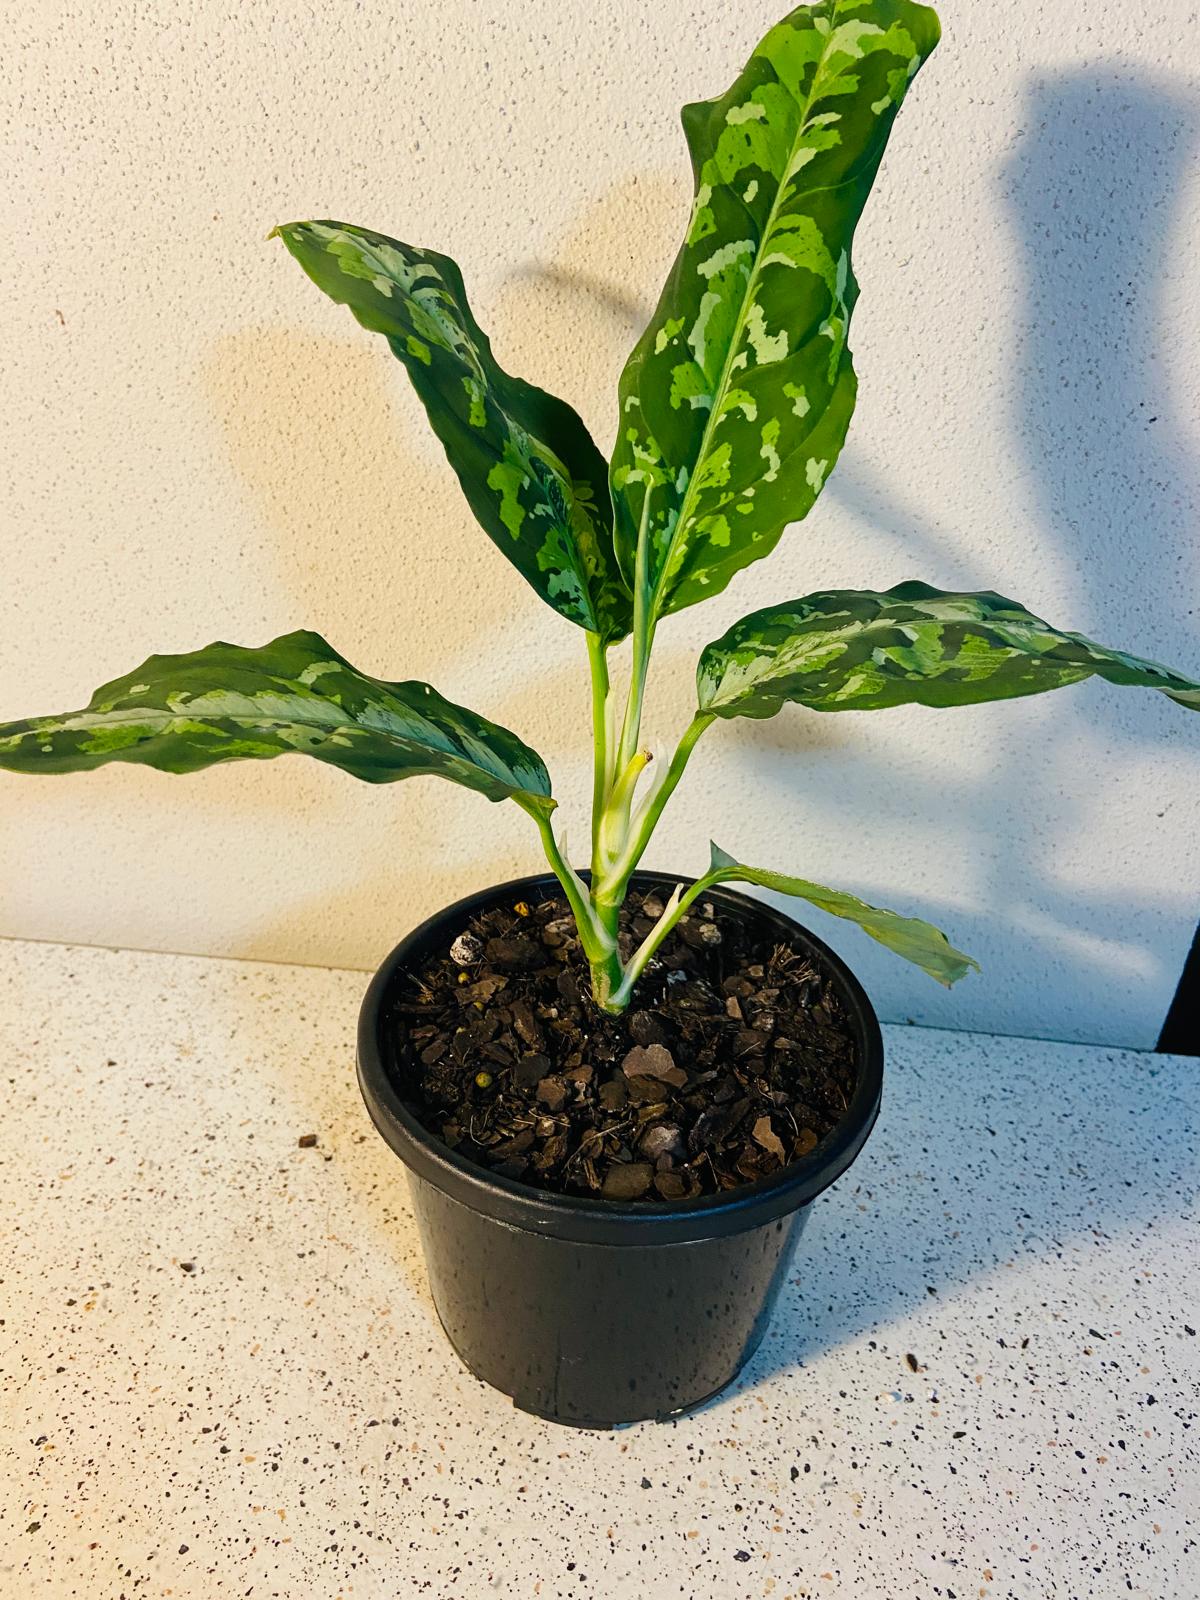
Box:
[519,705,715,1014]
[596,712,714,896]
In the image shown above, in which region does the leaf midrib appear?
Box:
[21,703,536,781]
[646,4,855,620]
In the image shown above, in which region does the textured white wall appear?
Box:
[2,0,1197,1048]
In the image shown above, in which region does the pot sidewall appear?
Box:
[357,871,884,1424]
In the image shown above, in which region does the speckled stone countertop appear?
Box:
[1,938,1196,1600]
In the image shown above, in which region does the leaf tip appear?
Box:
[942,952,982,987]
[707,839,737,874]
[268,221,311,246]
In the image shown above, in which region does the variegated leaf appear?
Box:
[0,631,555,812]
[706,843,977,985]
[610,1,939,621]
[696,583,1200,718]
[273,221,631,644]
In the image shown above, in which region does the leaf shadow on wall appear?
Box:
[707,68,1200,1047]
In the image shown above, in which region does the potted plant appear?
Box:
[2,0,1196,1427]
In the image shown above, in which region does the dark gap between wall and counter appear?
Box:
[1157,922,1200,1056]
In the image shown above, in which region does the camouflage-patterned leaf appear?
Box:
[273,221,631,644]
[0,630,555,811]
[609,1,939,621]
[696,582,1200,718]
[706,842,977,986]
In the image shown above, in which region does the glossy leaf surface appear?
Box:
[274,221,631,643]
[0,631,555,811]
[610,1,939,620]
[697,583,1200,718]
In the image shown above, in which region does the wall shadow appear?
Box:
[202,325,599,963]
[1002,71,1200,714]
[488,171,683,454]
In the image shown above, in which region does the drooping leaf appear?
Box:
[0,630,555,811]
[696,582,1200,718]
[609,1,939,621]
[705,842,977,985]
[273,221,631,643]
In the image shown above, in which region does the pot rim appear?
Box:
[356,869,884,1246]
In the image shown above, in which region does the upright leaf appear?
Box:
[705,843,976,985]
[273,221,631,643]
[610,1,939,620]
[696,583,1200,718]
[0,630,555,811]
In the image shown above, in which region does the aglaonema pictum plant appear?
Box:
[2,0,1197,1012]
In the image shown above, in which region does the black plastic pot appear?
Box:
[357,870,884,1428]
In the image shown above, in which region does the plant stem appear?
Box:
[516,797,623,1008]
[594,488,659,891]
[614,492,655,778]
[606,866,726,1012]
[564,487,713,1011]
[599,711,714,894]
[586,632,613,877]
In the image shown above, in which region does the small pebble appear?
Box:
[638,1123,684,1161]
[628,1009,666,1047]
[449,932,482,966]
[653,1170,688,1199]
[600,1162,653,1200]
[598,1078,627,1111]
[621,1044,686,1088]
[536,1076,567,1112]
